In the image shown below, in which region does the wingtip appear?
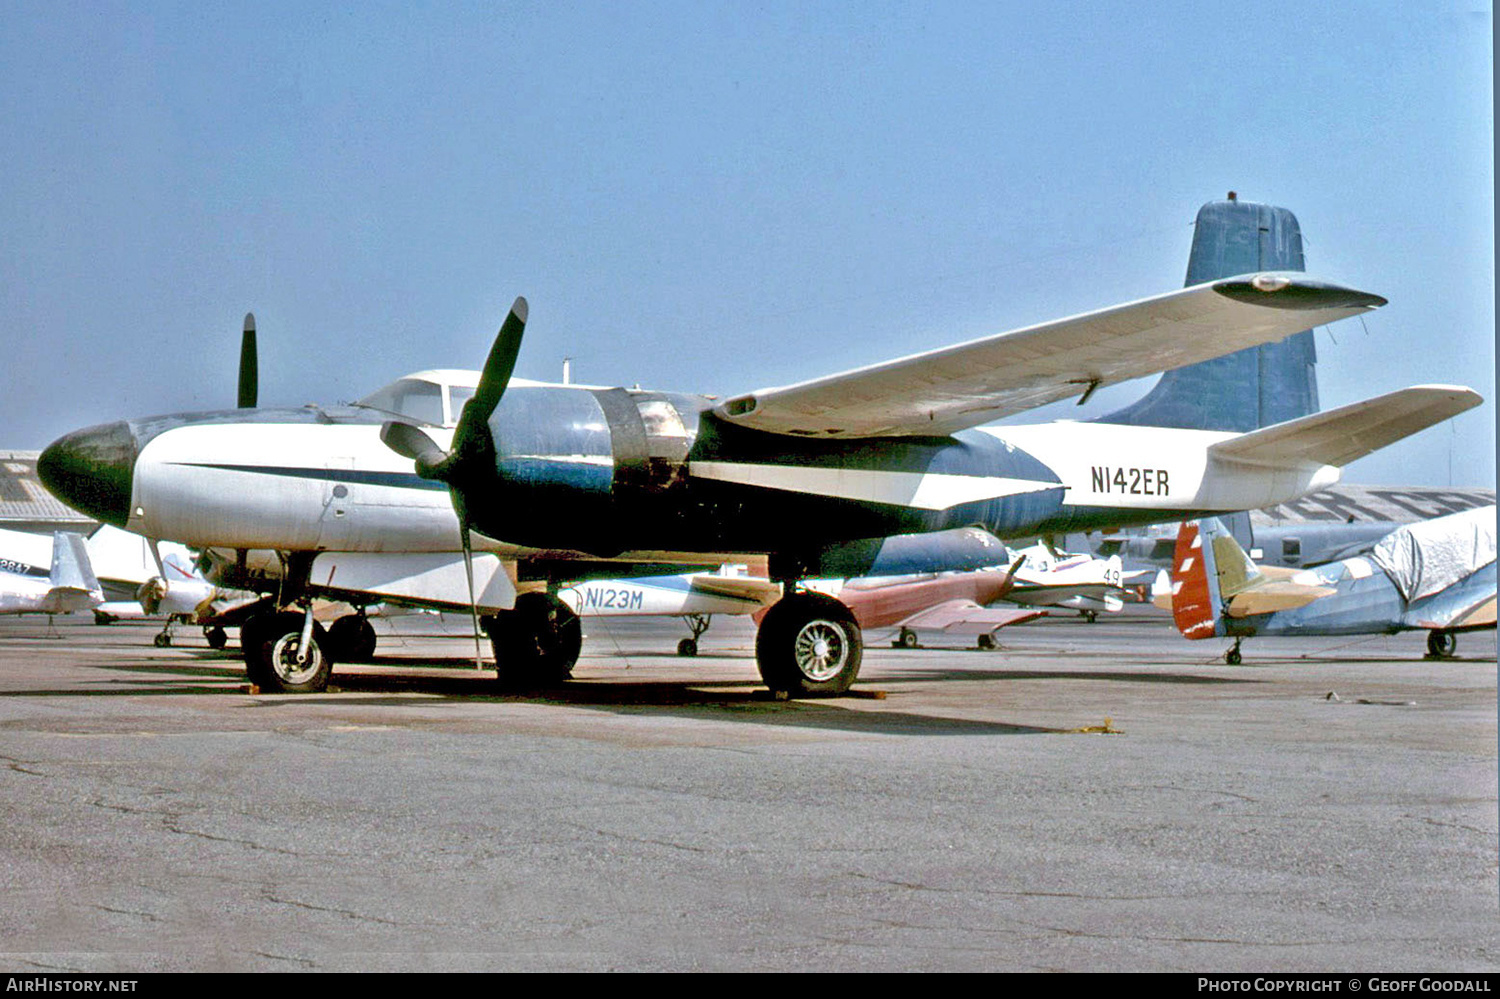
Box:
[511,297,528,323]
[1212,275,1387,311]
[243,312,255,332]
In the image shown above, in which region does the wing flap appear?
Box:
[715,275,1385,438]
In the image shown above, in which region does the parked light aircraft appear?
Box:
[38,199,1482,696]
[1166,507,1497,662]
[999,542,1128,620]
[0,527,102,616]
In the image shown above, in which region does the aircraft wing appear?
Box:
[895,600,1046,635]
[713,275,1385,438]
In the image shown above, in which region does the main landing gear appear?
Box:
[1224,637,1244,665]
[756,590,863,697]
[483,592,582,689]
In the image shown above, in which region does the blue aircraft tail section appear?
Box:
[1097,196,1318,432]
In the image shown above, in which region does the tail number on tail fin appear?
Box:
[1090,466,1170,497]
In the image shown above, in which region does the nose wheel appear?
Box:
[245,609,332,693]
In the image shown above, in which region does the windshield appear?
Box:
[354,378,447,426]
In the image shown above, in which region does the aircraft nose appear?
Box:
[37,421,138,528]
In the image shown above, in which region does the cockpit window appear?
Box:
[448,385,476,423]
[354,379,446,426]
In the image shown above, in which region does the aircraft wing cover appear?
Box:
[714,275,1386,439]
[1370,505,1497,603]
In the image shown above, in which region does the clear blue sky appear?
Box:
[2,1,1492,487]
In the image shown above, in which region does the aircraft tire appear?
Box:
[486,593,580,689]
[153,633,172,648]
[327,615,378,663]
[976,632,997,650]
[677,638,698,657]
[248,611,332,693]
[1225,647,1242,665]
[756,592,862,697]
[93,611,115,626]
[204,627,227,649]
[1426,630,1457,659]
[895,627,918,649]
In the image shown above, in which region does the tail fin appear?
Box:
[1171,519,1234,639]
[1097,196,1318,431]
[47,531,102,610]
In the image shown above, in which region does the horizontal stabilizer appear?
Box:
[1208,386,1482,468]
[1224,581,1334,617]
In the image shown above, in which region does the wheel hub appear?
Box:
[794,620,847,682]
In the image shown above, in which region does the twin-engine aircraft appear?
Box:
[38,202,1481,696]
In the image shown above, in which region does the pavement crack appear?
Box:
[92,904,163,923]
[88,797,304,856]
[568,822,712,854]
[260,891,407,927]
[252,950,320,968]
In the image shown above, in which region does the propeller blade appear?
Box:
[238,313,258,408]
[448,295,528,465]
[470,296,529,424]
[379,422,450,479]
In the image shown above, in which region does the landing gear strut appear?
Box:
[484,592,581,688]
[756,591,862,697]
[677,614,711,657]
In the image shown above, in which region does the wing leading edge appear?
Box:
[714,274,1386,439]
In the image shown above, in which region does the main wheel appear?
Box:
[153,633,172,648]
[247,611,332,693]
[1427,630,1457,659]
[677,638,698,657]
[756,592,863,697]
[486,593,581,689]
[1225,647,1242,665]
[326,614,378,662]
[895,627,919,649]
[976,632,997,650]
[204,626,227,649]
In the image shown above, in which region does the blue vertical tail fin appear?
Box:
[1096,195,1319,432]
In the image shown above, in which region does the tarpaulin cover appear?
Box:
[1370,505,1497,603]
